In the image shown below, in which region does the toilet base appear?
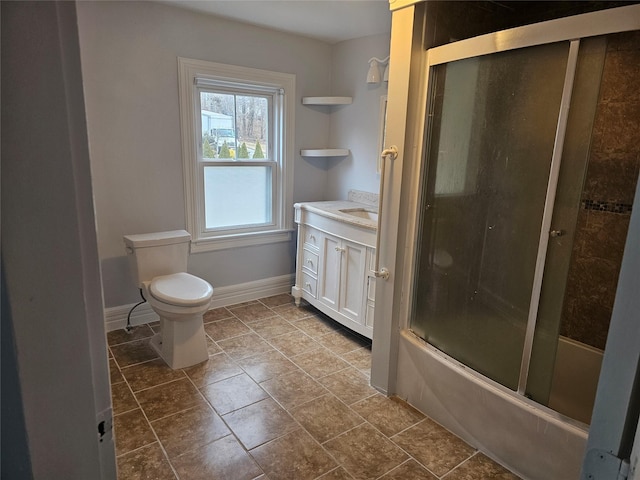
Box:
[150,314,209,369]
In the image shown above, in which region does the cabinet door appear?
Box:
[339,240,367,322]
[319,234,340,309]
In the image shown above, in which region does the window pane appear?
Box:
[204,166,272,229]
[200,92,269,160]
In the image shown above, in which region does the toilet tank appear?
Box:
[123,230,191,286]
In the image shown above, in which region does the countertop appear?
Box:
[294,201,378,231]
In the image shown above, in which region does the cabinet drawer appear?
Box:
[303,226,321,250]
[301,272,317,298]
[302,248,319,274]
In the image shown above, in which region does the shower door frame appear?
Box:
[396,5,640,415]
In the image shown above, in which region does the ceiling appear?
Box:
[160,0,392,44]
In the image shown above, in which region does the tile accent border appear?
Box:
[105,274,294,332]
[582,199,633,215]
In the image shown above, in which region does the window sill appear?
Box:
[190,229,294,253]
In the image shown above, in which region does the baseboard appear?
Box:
[105,273,295,332]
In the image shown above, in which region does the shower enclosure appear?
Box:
[382,6,639,479]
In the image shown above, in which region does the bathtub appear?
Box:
[396,329,589,480]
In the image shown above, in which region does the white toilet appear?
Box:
[123,230,213,369]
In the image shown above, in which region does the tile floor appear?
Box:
[108,294,521,480]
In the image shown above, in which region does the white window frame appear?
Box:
[178,57,295,253]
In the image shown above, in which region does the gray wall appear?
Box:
[77,1,390,309]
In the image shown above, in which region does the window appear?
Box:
[178,58,295,252]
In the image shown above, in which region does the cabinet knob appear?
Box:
[309,234,316,241]
[335,246,345,253]
[307,259,314,265]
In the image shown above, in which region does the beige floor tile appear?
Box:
[295,315,342,337]
[228,302,276,323]
[318,467,356,479]
[203,307,234,323]
[380,459,438,479]
[183,352,243,387]
[267,330,321,357]
[250,428,336,479]
[217,332,274,360]
[259,293,295,307]
[318,367,377,405]
[204,317,251,341]
[293,348,351,379]
[238,349,299,383]
[116,442,176,480]
[351,395,425,437]
[111,381,138,415]
[120,358,187,392]
[206,336,221,355]
[135,378,205,421]
[318,330,370,355]
[109,358,125,385]
[272,303,317,321]
[171,435,262,480]
[151,404,230,458]
[341,347,372,373]
[113,408,156,456]
[223,397,298,450]
[260,370,328,410]
[291,394,364,443]
[442,453,521,479]
[201,373,269,415]
[324,424,408,480]
[110,338,159,367]
[250,316,299,339]
[107,324,155,346]
[392,418,476,477]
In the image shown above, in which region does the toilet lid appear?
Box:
[149,272,213,307]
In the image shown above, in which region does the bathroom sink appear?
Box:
[339,208,379,222]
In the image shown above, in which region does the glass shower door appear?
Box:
[412,41,570,390]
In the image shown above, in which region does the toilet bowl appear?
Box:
[123,230,213,369]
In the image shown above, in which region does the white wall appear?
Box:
[76,1,335,307]
[327,34,390,200]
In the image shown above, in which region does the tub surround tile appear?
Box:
[135,378,205,421]
[171,435,262,480]
[250,429,336,480]
[151,404,230,458]
[260,370,328,410]
[267,330,321,357]
[120,358,186,392]
[113,408,156,456]
[392,418,476,477]
[324,424,409,480]
[238,349,299,383]
[217,332,274,360]
[318,367,377,405]
[351,395,425,437]
[442,453,520,479]
[201,373,269,415]
[291,394,364,443]
[184,352,244,387]
[293,348,351,379]
[111,381,138,415]
[110,338,158,368]
[107,324,155,346]
[116,442,176,480]
[223,397,297,450]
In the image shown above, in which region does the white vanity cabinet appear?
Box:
[291,202,377,339]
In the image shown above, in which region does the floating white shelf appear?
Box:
[301,149,350,157]
[302,96,352,106]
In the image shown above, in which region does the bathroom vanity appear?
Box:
[291,200,377,339]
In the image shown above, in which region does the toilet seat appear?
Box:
[149,272,213,307]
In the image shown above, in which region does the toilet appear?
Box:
[123,230,213,369]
